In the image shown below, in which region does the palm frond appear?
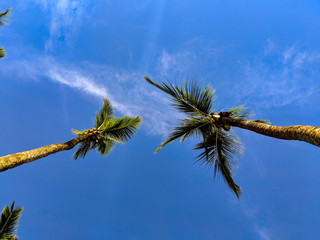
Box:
[103,136,123,144]
[74,135,118,159]
[73,140,92,160]
[96,139,115,156]
[72,129,89,136]
[87,135,117,156]
[253,119,271,124]
[215,131,243,198]
[0,47,5,59]
[194,129,243,198]
[0,9,11,26]
[155,117,211,153]
[227,105,252,119]
[228,105,270,124]
[99,115,142,143]
[0,201,23,239]
[144,76,215,117]
[95,98,113,128]
[176,81,216,116]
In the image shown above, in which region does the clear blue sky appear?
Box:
[1,0,320,239]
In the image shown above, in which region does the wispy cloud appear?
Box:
[157,50,197,77]
[45,0,89,51]
[18,0,88,51]
[233,39,320,109]
[237,200,273,240]
[255,227,271,240]
[2,55,179,136]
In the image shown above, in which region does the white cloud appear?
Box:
[256,227,271,240]
[2,55,179,136]
[237,200,273,240]
[233,41,320,109]
[45,0,87,51]
[18,0,88,51]
[157,50,196,77]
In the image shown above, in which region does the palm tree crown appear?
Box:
[72,98,142,159]
[143,76,269,198]
[0,202,23,240]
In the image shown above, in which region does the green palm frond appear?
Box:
[0,8,11,26]
[144,76,216,117]
[94,98,113,128]
[73,140,92,160]
[72,129,89,136]
[0,47,5,59]
[253,119,270,124]
[228,105,252,119]
[155,117,211,153]
[0,201,23,240]
[194,129,243,198]
[73,137,117,160]
[96,139,115,156]
[99,115,142,143]
[177,81,215,116]
[88,136,118,156]
[228,105,270,123]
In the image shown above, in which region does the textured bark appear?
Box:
[222,117,320,147]
[0,134,93,173]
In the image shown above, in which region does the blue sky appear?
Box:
[1,0,320,239]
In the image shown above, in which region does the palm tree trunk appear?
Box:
[223,117,320,147]
[0,134,93,173]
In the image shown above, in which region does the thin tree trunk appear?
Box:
[222,117,320,147]
[0,134,92,173]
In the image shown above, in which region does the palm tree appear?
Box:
[0,8,11,59]
[0,98,141,173]
[0,201,23,240]
[143,76,320,198]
